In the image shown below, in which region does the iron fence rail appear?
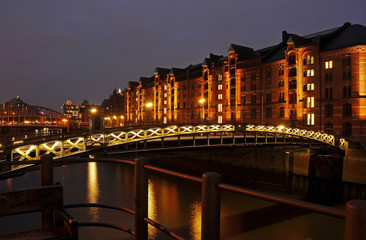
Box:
[0,156,365,240]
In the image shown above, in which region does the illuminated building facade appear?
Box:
[109,23,366,140]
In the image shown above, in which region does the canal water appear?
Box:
[0,161,344,240]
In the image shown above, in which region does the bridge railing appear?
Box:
[1,155,365,240]
[6,124,347,164]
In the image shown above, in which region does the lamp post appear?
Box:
[120,116,124,127]
[62,118,69,133]
[89,108,97,133]
[199,98,205,123]
[146,102,153,126]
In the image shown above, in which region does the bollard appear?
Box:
[40,154,53,187]
[135,158,149,240]
[201,172,221,240]
[40,154,54,230]
[344,200,366,240]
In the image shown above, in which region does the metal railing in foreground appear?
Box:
[1,155,365,240]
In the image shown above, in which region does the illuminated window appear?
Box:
[218,74,222,81]
[164,100,167,105]
[218,104,222,112]
[307,97,314,108]
[164,85,167,90]
[307,83,314,91]
[218,94,222,100]
[304,55,314,65]
[218,115,222,124]
[325,61,333,69]
[136,98,138,102]
[164,108,167,114]
[218,84,222,90]
[164,93,167,97]
[307,113,314,125]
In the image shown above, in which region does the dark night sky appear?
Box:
[1,0,365,112]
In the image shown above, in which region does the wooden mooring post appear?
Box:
[40,154,54,230]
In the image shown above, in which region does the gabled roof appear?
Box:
[228,44,256,60]
[202,53,224,67]
[154,67,170,77]
[128,81,139,89]
[170,67,186,76]
[140,77,154,86]
[321,24,366,51]
[287,34,312,47]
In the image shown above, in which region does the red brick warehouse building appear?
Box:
[102,22,366,141]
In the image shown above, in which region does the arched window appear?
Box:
[325,104,333,117]
[251,108,256,119]
[279,107,285,118]
[343,103,352,117]
[265,108,272,118]
[325,123,333,134]
[231,112,236,122]
[203,71,208,81]
[240,109,246,120]
[342,123,352,137]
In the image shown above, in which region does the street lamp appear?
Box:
[146,102,153,125]
[62,118,69,133]
[199,98,205,123]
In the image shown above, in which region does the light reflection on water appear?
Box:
[189,201,202,240]
[0,162,345,240]
[87,162,100,222]
[148,179,158,239]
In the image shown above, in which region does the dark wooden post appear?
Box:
[345,200,366,240]
[134,158,149,240]
[201,172,221,240]
[40,154,54,230]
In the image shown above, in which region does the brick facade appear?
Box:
[103,23,366,140]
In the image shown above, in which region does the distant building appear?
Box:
[0,96,68,136]
[61,100,101,130]
[101,89,126,127]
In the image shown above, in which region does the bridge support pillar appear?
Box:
[255,132,258,144]
[134,158,149,240]
[161,137,165,148]
[274,133,277,143]
[60,141,64,157]
[193,134,196,147]
[284,152,293,190]
[36,145,40,160]
[244,131,247,145]
[265,133,268,144]
[345,200,366,240]
[207,133,210,146]
[201,172,221,240]
[144,140,147,149]
[40,154,54,231]
[232,132,235,145]
[177,135,181,147]
[220,132,223,145]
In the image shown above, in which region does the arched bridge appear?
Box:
[9,124,348,162]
